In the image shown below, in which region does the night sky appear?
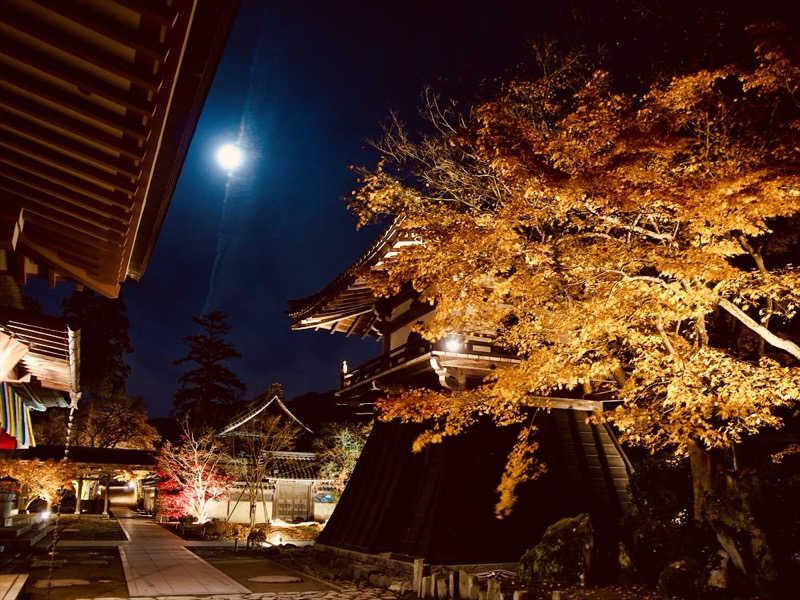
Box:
[28,1,569,416]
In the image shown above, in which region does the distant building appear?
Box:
[288,222,633,564]
[186,451,338,525]
[185,386,339,524]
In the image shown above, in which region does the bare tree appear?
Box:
[221,388,299,531]
[156,419,230,523]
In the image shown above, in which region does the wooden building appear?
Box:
[289,223,633,564]
[0,0,240,442]
[212,386,338,525]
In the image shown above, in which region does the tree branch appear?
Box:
[656,315,682,368]
[588,210,675,242]
[718,298,800,361]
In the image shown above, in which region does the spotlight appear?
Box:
[444,337,462,352]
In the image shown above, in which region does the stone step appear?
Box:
[3,524,54,549]
[0,523,33,539]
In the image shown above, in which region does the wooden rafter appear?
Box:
[0,6,162,92]
[27,0,168,63]
[0,39,155,117]
[0,90,145,161]
[0,64,149,141]
[0,131,139,194]
[0,0,240,297]
[0,175,130,230]
[0,120,140,179]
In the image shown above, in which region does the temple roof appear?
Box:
[287,221,403,338]
[266,451,323,481]
[0,0,240,297]
[217,384,313,436]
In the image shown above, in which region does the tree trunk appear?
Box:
[260,483,270,525]
[687,441,776,592]
[688,440,713,525]
[74,477,83,515]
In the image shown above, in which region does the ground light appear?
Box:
[216,143,243,171]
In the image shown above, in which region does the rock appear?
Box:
[657,559,699,600]
[519,513,595,586]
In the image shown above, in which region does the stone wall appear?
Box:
[312,543,521,598]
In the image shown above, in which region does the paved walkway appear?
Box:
[116,509,250,596]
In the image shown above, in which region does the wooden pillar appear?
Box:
[74,477,83,515]
[102,478,109,517]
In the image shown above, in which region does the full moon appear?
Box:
[216,143,243,171]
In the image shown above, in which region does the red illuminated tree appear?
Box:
[155,421,230,523]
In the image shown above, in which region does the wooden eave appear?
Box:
[288,222,410,339]
[0,0,241,297]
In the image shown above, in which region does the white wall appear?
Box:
[143,485,338,524]
[206,498,272,523]
[313,501,336,521]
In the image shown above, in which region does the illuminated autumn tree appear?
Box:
[0,458,75,509]
[156,421,230,523]
[351,23,800,587]
[35,395,159,450]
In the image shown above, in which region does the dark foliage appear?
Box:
[623,453,715,585]
[172,310,245,429]
[62,289,132,402]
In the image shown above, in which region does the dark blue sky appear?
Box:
[31,0,560,416]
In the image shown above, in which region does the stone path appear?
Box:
[64,509,399,600]
[116,509,250,596]
[83,593,395,600]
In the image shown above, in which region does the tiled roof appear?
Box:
[266,451,322,481]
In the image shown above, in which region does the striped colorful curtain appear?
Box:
[0,383,36,448]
